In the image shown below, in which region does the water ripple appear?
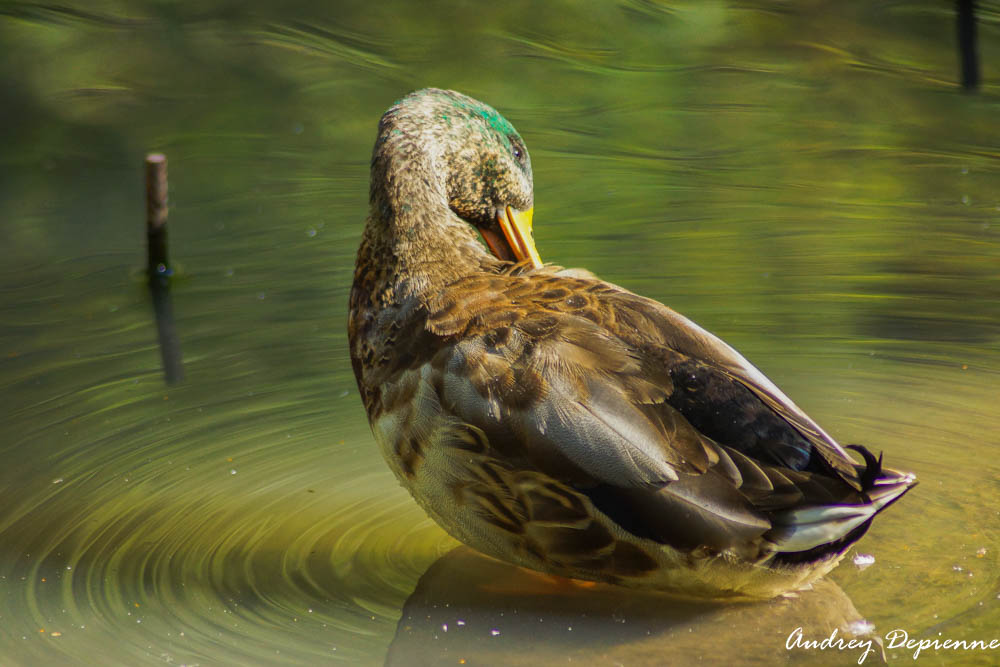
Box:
[0,264,450,666]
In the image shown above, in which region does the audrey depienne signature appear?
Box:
[786,626,1000,664]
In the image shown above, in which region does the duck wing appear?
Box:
[420,269,912,557]
[587,284,865,489]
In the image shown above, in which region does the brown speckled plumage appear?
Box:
[348,89,916,598]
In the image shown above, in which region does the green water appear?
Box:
[1,2,998,665]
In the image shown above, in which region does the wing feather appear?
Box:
[418,269,901,559]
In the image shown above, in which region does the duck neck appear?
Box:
[359,146,498,308]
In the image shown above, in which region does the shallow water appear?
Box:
[1,2,999,665]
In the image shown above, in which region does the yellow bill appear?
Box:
[495,206,542,269]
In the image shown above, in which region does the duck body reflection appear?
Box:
[385,547,884,666]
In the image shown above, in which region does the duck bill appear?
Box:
[480,227,517,263]
[494,206,542,269]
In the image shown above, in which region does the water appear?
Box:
[1,1,998,664]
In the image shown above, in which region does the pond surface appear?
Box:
[1,1,998,665]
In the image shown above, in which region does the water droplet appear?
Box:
[847,619,875,636]
[853,553,875,570]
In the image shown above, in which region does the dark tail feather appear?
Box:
[846,444,883,492]
[768,450,917,559]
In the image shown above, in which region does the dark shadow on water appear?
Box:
[149,273,185,384]
[386,547,884,666]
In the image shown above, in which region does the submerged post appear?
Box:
[956,0,979,91]
[145,153,184,384]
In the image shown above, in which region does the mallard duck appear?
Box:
[348,88,916,599]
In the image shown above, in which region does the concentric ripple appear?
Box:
[0,259,455,666]
[1,386,452,665]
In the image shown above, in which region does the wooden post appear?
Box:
[145,153,184,384]
[146,153,170,276]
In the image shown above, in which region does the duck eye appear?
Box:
[508,135,526,163]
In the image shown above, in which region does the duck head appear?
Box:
[369,88,542,269]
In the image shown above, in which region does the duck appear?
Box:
[348,88,916,599]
